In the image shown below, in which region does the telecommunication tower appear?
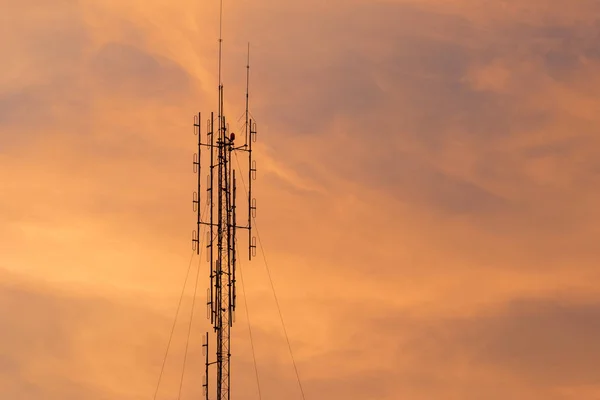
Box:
[191,2,257,399]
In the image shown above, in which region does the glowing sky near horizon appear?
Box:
[1,0,600,399]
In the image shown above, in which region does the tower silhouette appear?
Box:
[192,3,257,399]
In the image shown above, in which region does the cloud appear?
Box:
[393,297,600,392]
[0,1,91,143]
[90,42,192,99]
[0,270,154,399]
[2,0,600,399]
[292,295,600,398]
[460,299,600,385]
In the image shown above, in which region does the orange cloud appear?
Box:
[1,0,600,398]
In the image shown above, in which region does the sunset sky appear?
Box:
[2,0,600,399]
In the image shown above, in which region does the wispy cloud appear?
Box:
[1,0,599,398]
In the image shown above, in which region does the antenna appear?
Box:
[245,43,250,146]
[246,43,257,260]
[192,2,257,399]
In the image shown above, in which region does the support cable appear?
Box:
[255,226,306,400]
[234,153,307,400]
[178,203,209,399]
[236,240,263,400]
[153,251,195,400]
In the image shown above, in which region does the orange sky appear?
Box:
[2,0,600,399]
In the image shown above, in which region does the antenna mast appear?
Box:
[192,2,257,399]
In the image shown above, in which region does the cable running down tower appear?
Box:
[192,3,257,400]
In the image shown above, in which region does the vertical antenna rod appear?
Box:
[245,43,250,146]
[218,0,224,150]
[193,113,201,255]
